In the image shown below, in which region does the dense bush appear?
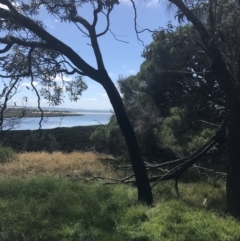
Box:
[0,144,17,163]
[154,107,216,158]
[23,133,59,152]
[90,115,127,156]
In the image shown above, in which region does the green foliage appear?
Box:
[155,107,216,158]
[90,125,109,151]
[1,177,239,241]
[90,115,127,155]
[154,107,186,157]
[0,144,16,163]
[23,133,59,152]
[117,23,225,159]
[188,128,216,153]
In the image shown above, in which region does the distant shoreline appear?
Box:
[3,109,84,118]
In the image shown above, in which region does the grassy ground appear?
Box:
[0,152,239,241]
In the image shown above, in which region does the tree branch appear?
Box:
[92,0,103,28]
[0,36,51,49]
[96,7,113,37]
[0,7,99,81]
[0,42,13,53]
[27,47,43,130]
[0,77,19,132]
[108,29,129,43]
[0,0,18,13]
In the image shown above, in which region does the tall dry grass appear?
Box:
[0,151,115,177]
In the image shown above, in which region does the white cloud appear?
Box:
[100,93,108,98]
[21,81,38,87]
[145,0,160,7]
[54,75,72,82]
[0,4,8,10]
[44,19,55,28]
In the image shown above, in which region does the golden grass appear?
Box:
[0,151,116,178]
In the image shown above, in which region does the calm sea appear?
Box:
[13,111,112,130]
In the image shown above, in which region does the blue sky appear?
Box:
[1,0,176,110]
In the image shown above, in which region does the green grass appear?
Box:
[0,176,239,241]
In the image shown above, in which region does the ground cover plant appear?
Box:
[0,152,239,241]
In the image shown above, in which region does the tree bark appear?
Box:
[99,70,153,205]
[226,110,240,216]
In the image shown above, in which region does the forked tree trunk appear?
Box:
[100,72,153,205]
[226,110,240,216]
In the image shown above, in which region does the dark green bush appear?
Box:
[90,115,127,156]
[23,133,59,152]
[0,145,17,163]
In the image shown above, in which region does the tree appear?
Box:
[117,24,225,161]
[0,0,152,204]
[167,0,240,216]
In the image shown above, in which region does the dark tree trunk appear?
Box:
[226,110,240,216]
[100,72,153,205]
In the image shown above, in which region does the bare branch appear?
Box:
[96,7,113,37]
[195,120,220,127]
[150,117,228,188]
[130,0,145,46]
[0,43,13,53]
[0,73,29,78]
[92,0,103,28]
[27,47,43,129]
[57,68,83,76]
[108,29,129,43]
[129,0,157,47]
[73,22,89,37]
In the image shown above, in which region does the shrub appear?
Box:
[154,107,216,158]
[0,144,17,163]
[23,132,59,152]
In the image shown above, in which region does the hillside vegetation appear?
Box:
[0,151,239,241]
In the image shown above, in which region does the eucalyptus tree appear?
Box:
[0,0,152,204]
[167,0,240,216]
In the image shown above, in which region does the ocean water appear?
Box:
[13,112,112,130]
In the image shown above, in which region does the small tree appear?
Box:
[0,0,152,204]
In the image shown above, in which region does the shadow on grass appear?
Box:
[0,176,239,241]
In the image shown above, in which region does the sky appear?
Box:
[0,0,177,110]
